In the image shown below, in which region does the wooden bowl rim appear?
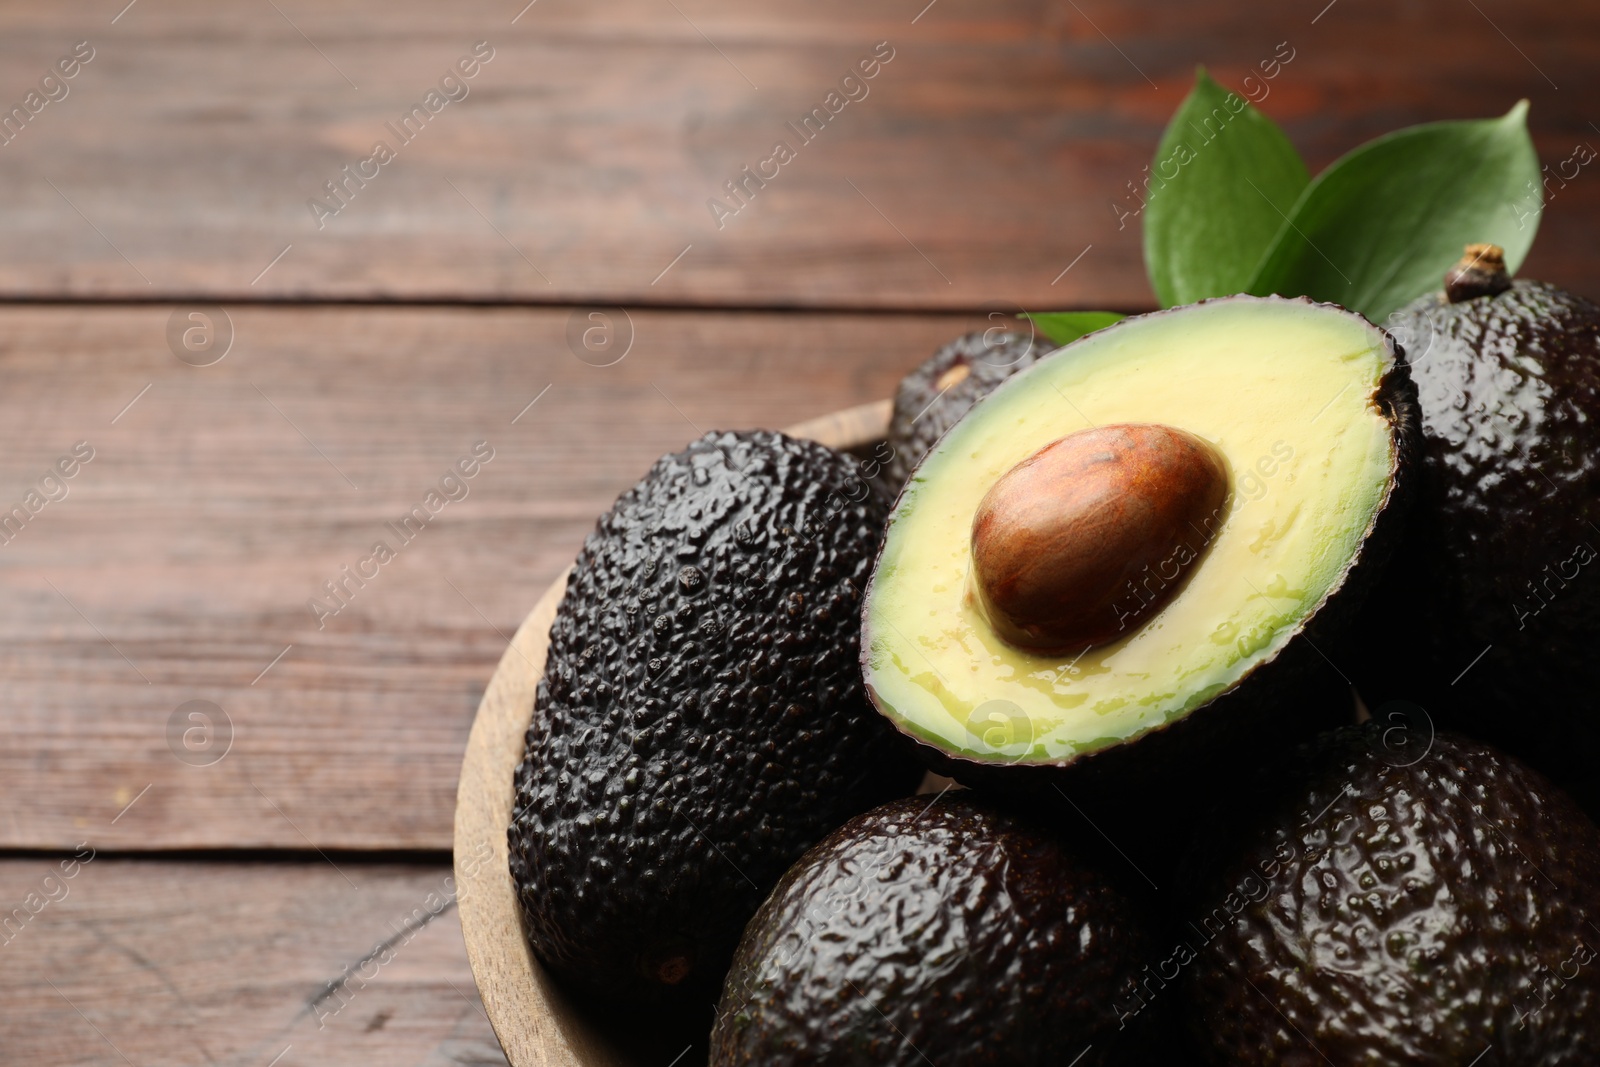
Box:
[452,399,892,1067]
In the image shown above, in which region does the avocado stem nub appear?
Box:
[935,361,972,392]
[1445,243,1513,303]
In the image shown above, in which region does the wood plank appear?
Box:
[0,0,1593,307]
[0,857,508,1065]
[0,304,972,851]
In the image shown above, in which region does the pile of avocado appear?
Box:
[507,248,1600,1065]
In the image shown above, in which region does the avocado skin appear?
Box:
[876,297,1423,881]
[1181,722,1600,1065]
[1345,280,1600,816]
[711,793,1176,1066]
[884,330,1051,489]
[509,430,921,1005]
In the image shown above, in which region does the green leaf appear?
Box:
[1143,68,1310,307]
[1025,311,1126,346]
[1246,101,1542,322]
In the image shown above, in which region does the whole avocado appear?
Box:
[711,793,1175,1066]
[1345,244,1600,816]
[509,430,920,1005]
[884,329,1051,489]
[1182,721,1600,1065]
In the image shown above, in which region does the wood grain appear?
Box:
[0,857,507,1065]
[452,403,885,1067]
[0,305,955,851]
[2,4,1596,1063]
[0,0,1592,308]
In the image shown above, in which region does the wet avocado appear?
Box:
[1344,245,1600,817]
[1181,721,1600,1065]
[862,297,1417,813]
[509,430,921,1005]
[884,329,1051,490]
[710,793,1173,1066]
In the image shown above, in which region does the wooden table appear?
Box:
[2,1,1594,1062]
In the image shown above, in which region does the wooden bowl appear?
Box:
[453,400,893,1067]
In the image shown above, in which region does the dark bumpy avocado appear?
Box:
[884,329,1051,489]
[710,793,1172,1066]
[509,430,921,1005]
[1182,722,1600,1065]
[862,297,1418,858]
[1344,246,1600,817]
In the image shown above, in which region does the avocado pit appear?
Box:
[970,423,1229,655]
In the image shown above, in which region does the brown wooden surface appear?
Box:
[454,403,887,1067]
[0,0,1592,308]
[0,857,506,1065]
[0,305,956,852]
[5,1,1600,1062]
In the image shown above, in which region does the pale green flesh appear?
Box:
[864,298,1396,765]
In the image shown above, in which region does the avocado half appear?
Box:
[861,296,1419,814]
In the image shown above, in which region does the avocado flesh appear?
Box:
[865,297,1399,766]
[711,793,1173,1066]
[1182,723,1600,1064]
